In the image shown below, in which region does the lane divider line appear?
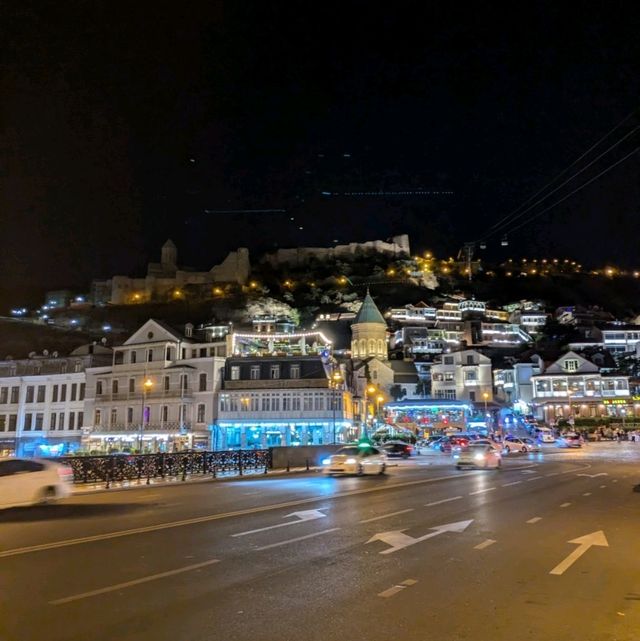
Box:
[49,559,220,605]
[474,539,496,550]
[359,509,414,524]
[583,492,592,496]
[560,502,571,508]
[526,517,542,524]
[526,476,544,482]
[425,496,463,507]
[469,487,496,496]
[600,485,607,489]
[502,481,522,487]
[255,528,340,551]
[378,578,418,598]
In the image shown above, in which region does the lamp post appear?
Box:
[482,391,489,429]
[362,384,376,439]
[376,394,385,427]
[138,377,153,453]
[331,371,343,444]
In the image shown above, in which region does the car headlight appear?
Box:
[474,453,486,461]
[322,458,331,465]
[453,454,460,459]
[345,458,357,464]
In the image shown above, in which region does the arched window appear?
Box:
[199,373,207,392]
[368,339,376,354]
[377,339,384,354]
[351,341,358,356]
[359,339,367,355]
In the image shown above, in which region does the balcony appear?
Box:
[95,387,194,402]
[88,422,196,435]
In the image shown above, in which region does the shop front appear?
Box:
[383,400,473,437]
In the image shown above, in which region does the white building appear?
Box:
[83,319,227,453]
[389,303,437,323]
[0,345,112,456]
[430,349,493,403]
[602,325,640,355]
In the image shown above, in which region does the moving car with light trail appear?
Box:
[455,443,502,469]
[0,457,73,509]
[322,445,387,475]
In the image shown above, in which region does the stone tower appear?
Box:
[161,239,177,271]
[351,290,388,360]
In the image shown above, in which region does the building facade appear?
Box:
[430,349,493,403]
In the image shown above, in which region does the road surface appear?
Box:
[1,443,639,641]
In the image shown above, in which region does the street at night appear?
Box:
[1,444,638,641]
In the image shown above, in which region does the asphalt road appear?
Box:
[1,443,639,641]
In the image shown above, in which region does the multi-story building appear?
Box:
[493,357,543,410]
[0,345,112,456]
[216,356,355,448]
[83,319,227,453]
[430,349,493,403]
[601,325,640,355]
[389,303,437,323]
[530,351,632,422]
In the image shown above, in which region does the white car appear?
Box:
[502,436,534,453]
[322,445,387,476]
[0,457,73,509]
[455,444,502,469]
[521,437,541,452]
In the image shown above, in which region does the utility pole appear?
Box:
[462,242,475,282]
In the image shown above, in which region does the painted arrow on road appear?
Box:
[549,530,609,575]
[576,473,608,478]
[367,520,473,555]
[232,510,326,537]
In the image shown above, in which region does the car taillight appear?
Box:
[57,466,73,479]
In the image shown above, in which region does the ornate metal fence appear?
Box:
[61,450,272,485]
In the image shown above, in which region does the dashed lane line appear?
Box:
[526,476,544,482]
[469,487,496,496]
[502,481,522,487]
[255,528,340,551]
[600,485,607,489]
[474,539,496,550]
[359,509,414,524]
[49,559,220,605]
[526,517,542,524]
[583,492,592,496]
[560,502,571,508]
[378,578,418,598]
[425,496,463,507]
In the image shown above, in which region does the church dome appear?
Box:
[353,291,386,325]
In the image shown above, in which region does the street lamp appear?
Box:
[139,377,153,452]
[482,391,489,426]
[376,394,385,426]
[362,384,376,438]
[331,371,343,444]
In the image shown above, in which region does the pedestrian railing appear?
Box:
[61,450,272,486]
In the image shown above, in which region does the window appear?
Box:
[112,380,119,394]
[314,394,325,411]
[261,396,271,411]
[432,373,444,382]
[0,416,5,431]
[52,385,59,402]
[129,378,135,393]
[147,349,154,362]
[465,370,477,381]
[250,395,259,412]
[37,385,46,402]
[270,365,280,379]
[24,413,33,430]
[290,364,300,379]
[58,412,64,429]
[444,390,456,400]
[50,413,57,430]
[161,406,168,422]
[35,413,43,430]
[68,412,75,430]
[231,366,240,381]
[8,414,17,431]
[110,409,117,426]
[282,393,291,411]
[77,412,84,428]
[250,365,260,380]
[197,404,205,423]
[96,380,103,395]
[469,391,476,402]
[131,350,137,364]
[292,395,301,411]
[466,355,475,365]
[94,409,101,426]
[181,374,188,391]
[26,386,34,403]
[199,373,207,392]
[0,388,6,404]
[126,407,133,424]
[444,372,455,381]
[60,385,67,402]
[200,348,207,358]
[564,359,579,372]
[271,395,280,412]
[71,383,78,401]
[303,394,313,412]
[444,356,454,365]
[10,387,19,404]
[164,376,170,392]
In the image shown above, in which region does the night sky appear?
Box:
[2,2,639,308]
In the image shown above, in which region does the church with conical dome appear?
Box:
[351,290,388,360]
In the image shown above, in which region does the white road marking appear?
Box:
[526,476,544,482]
[0,471,483,559]
[521,470,537,475]
[425,496,463,507]
[232,509,327,537]
[378,585,405,598]
[583,492,592,496]
[549,531,609,575]
[469,487,496,495]
[600,485,607,489]
[577,473,608,478]
[401,578,417,586]
[368,520,473,555]
[474,539,496,550]
[359,509,414,523]
[49,559,220,605]
[502,481,522,487]
[613,479,618,483]
[546,472,560,477]
[255,527,340,551]
[526,517,542,524]
[560,502,571,508]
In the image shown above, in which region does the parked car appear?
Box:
[381,441,415,459]
[322,446,387,475]
[502,436,535,453]
[0,457,73,509]
[556,433,583,448]
[455,444,502,470]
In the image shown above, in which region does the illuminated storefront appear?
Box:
[383,399,473,436]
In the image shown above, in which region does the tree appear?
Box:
[415,379,430,398]
[389,384,407,402]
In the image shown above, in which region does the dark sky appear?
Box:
[1,2,639,308]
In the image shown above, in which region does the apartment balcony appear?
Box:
[95,387,195,402]
[88,422,196,435]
